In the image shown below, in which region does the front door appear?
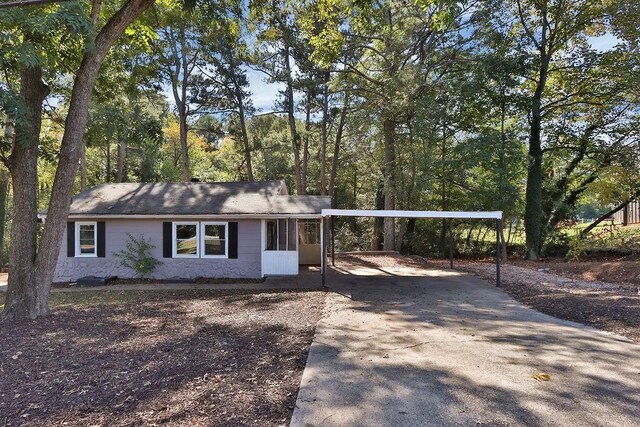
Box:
[262,219,298,275]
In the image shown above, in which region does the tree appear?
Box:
[1,0,156,318]
[507,0,609,260]
[251,0,308,194]
[309,0,467,250]
[193,9,256,180]
[150,0,205,181]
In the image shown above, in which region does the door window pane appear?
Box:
[266,220,277,251]
[299,221,320,245]
[287,219,297,251]
[278,219,287,250]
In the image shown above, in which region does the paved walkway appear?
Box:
[291,265,640,426]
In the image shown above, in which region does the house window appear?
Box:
[201,222,228,258]
[173,222,199,258]
[299,220,321,245]
[75,222,97,257]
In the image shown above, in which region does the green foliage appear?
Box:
[113,234,162,278]
[2,0,639,262]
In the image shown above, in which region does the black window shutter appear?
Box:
[228,222,238,259]
[67,222,75,257]
[163,222,172,258]
[97,221,106,257]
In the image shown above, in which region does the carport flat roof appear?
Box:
[321,209,502,220]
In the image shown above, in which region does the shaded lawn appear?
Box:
[0,289,326,426]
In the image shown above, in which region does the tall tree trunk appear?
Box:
[329,93,348,206]
[372,180,384,250]
[105,141,111,182]
[524,121,543,260]
[283,43,303,194]
[302,93,311,192]
[320,70,329,195]
[116,134,126,183]
[523,6,552,261]
[439,121,447,257]
[236,87,254,181]
[4,66,49,318]
[382,118,396,251]
[405,217,416,254]
[3,0,155,319]
[178,107,190,181]
[524,83,546,260]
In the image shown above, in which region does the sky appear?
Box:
[245,68,283,112]
[588,33,621,52]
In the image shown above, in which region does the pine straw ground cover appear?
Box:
[0,289,325,426]
[424,258,640,343]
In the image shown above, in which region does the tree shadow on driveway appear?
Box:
[292,265,640,426]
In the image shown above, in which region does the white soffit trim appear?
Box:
[321,209,503,220]
[64,214,324,220]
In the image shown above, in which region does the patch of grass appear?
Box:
[567,223,640,254]
[49,290,159,306]
[0,289,317,312]
[0,291,196,310]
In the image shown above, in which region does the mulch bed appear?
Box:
[510,258,640,288]
[0,289,325,426]
[425,258,640,343]
[502,282,640,343]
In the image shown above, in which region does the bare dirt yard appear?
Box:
[0,289,325,426]
[424,258,640,343]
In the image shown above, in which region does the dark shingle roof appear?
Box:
[67,180,330,216]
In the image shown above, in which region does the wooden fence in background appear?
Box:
[613,201,640,225]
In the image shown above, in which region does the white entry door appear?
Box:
[262,219,298,275]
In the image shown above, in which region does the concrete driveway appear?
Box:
[291,261,640,426]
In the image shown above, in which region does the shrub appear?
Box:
[113,234,162,278]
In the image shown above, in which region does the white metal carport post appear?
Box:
[321,216,327,287]
[320,209,503,288]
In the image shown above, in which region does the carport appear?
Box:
[320,209,503,287]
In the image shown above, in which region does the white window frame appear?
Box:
[75,221,98,258]
[200,222,229,259]
[172,222,200,258]
[264,218,298,251]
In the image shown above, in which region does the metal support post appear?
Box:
[321,216,327,288]
[496,218,502,287]
[449,219,454,269]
